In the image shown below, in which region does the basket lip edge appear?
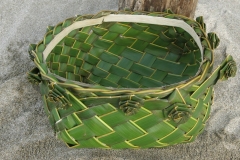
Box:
[42,14,203,62]
[39,12,206,91]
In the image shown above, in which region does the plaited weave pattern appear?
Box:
[27,10,237,149]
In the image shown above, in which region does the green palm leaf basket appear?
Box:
[27,10,237,149]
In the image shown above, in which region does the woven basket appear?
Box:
[28,10,237,149]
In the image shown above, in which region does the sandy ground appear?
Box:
[0,0,239,159]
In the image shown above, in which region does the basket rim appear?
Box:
[43,14,203,61]
[38,12,207,91]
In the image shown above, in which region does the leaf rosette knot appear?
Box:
[119,95,144,116]
[163,103,193,124]
[208,32,220,49]
[47,83,71,109]
[27,67,42,85]
[219,55,237,81]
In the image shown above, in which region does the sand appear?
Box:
[0,0,239,159]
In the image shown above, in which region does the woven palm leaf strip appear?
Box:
[27,10,237,149]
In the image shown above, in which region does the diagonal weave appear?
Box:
[27,10,237,149]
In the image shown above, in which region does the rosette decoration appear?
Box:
[27,67,42,85]
[208,33,220,50]
[119,95,144,115]
[219,55,237,81]
[163,103,192,124]
[47,83,72,109]
[27,10,236,149]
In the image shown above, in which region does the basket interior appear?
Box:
[46,21,202,88]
